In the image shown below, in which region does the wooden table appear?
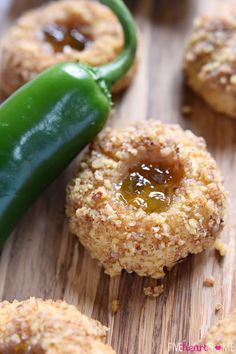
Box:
[0,1,235,353]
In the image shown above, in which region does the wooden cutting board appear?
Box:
[0,0,235,353]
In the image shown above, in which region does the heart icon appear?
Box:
[215,345,222,351]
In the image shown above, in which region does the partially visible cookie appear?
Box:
[184,15,236,118]
[205,309,236,353]
[0,0,138,99]
[0,297,115,354]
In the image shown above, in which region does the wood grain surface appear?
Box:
[0,1,236,353]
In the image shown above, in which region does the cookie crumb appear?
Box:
[110,300,120,314]
[182,105,192,116]
[203,276,215,287]
[215,303,223,313]
[214,239,228,257]
[143,285,164,298]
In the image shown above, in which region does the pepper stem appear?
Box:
[96,0,137,88]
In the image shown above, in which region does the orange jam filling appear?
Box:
[10,343,28,354]
[42,23,90,52]
[117,161,182,213]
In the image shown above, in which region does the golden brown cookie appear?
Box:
[0,0,138,99]
[66,120,226,278]
[0,297,115,354]
[184,15,236,118]
[205,309,236,353]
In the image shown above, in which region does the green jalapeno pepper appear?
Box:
[0,0,137,245]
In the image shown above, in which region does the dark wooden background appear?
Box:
[0,1,235,353]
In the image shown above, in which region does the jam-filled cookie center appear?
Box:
[42,23,91,52]
[117,161,182,213]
